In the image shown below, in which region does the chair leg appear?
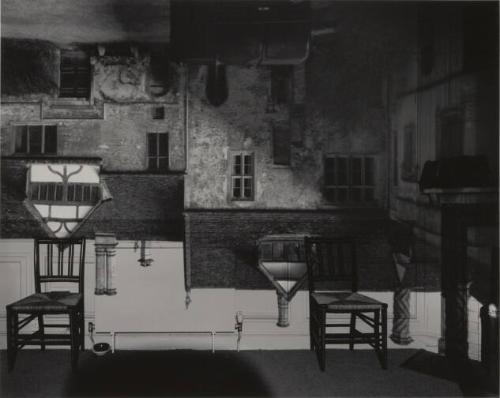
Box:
[37,314,45,351]
[381,305,388,369]
[374,309,381,365]
[349,312,356,350]
[69,311,79,372]
[79,306,85,351]
[7,308,17,372]
[319,308,326,371]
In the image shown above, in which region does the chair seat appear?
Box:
[311,291,384,311]
[8,291,82,312]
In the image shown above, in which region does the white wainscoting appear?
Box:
[0,239,442,352]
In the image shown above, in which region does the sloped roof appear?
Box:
[1,160,184,241]
[76,173,184,241]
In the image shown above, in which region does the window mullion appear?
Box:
[41,126,45,154]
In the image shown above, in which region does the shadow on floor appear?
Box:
[400,349,498,397]
[1,349,466,397]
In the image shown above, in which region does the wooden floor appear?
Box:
[0,348,492,397]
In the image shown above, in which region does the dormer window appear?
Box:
[26,163,103,237]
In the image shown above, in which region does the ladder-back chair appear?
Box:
[6,238,86,371]
[305,237,387,371]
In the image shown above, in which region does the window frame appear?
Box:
[147,132,169,172]
[28,182,100,205]
[59,49,91,99]
[230,151,255,201]
[14,124,58,155]
[324,155,376,204]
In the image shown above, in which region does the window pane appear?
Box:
[351,158,362,186]
[39,184,48,200]
[29,126,42,154]
[243,177,252,198]
[325,188,335,202]
[55,184,63,201]
[337,158,348,185]
[148,157,157,170]
[232,177,241,198]
[148,134,157,157]
[91,186,100,202]
[44,126,57,154]
[83,185,91,202]
[15,126,27,153]
[243,155,252,175]
[233,155,242,175]
[337,188,348,202]
[158,157,168,170]
[324,158,335,186]
[67,184,75,201]
[30,183,40,200]
[158,133,168,156]
[75,185,83,201]
[365,157,374,185]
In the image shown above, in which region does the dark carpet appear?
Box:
[0,349,467,397]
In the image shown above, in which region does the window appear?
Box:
[231,152,254,200]
[15,125,57,155]
[324,156,375,203]
[147,133,169,171]
[402,123,417,182]
[438,110,464,159]
[152,106,165,120]
[29,182,100,203]
[270,66,292,105]
[273,125,291,166]
[59,50,90,98]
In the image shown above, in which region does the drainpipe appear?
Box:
[183,64,189,173]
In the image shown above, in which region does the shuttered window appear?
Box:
[59,50,90,98]
[325,156,375,203]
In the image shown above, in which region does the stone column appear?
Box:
[94,233,118,296]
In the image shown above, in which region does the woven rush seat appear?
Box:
[6,238,86,372]
[305,237,388,371]
[311,292,385,311]
[8,292,82,313]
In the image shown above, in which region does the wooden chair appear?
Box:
[305,237,387,371]
[6,238,86,372]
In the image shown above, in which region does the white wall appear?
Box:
[0,239,442,352]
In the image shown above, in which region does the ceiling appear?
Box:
[1,0,337,45]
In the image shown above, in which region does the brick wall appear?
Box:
[185,209,441,291]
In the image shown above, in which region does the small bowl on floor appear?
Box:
[92,342,111,356]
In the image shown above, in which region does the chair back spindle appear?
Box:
[305,237,357,293]
[34,238,86,294]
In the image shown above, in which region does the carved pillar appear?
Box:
[105,245,117,295]
[94,233,118,296]
[277,293,289,327]
[95,246,107,295]
[391,252,414,345]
